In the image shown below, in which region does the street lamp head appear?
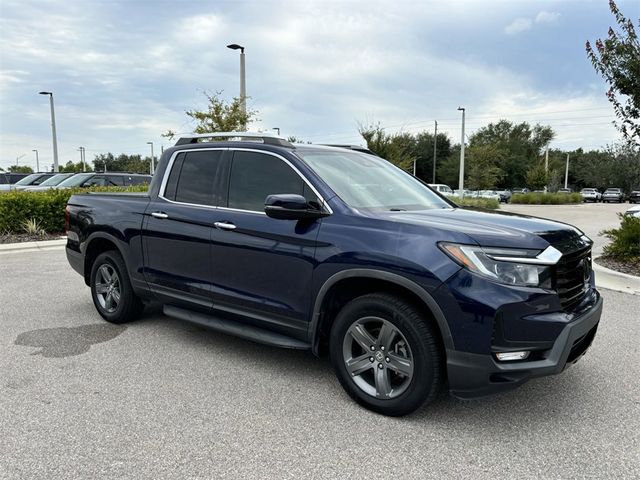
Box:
[457,106,465,112]
[39,91,52,96]
[146,141,153,145]
[227,43,245,53]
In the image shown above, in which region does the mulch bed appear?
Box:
[595,256,640,277]
[0,233,65,244]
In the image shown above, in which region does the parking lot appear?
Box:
[1,203,638,479]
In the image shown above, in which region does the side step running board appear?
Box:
[163,305,311,350]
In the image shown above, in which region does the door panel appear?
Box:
[142,149,226,307]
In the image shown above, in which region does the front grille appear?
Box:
[554,246,591,311]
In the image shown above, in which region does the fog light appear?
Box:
[495,351,530,361]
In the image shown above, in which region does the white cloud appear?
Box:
[535,11,561,24]
[505,18,532,35]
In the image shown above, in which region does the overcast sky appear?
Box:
[0,0,635,171]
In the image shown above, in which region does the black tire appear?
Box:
[90,250,143,324]
[329,293,443,416]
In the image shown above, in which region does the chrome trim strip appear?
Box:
[487,245,563,265]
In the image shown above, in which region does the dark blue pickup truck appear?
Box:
[65,133,602,416]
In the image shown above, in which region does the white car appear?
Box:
[625,205,640,218]
[428,184,454,197]
[580,188,601,203]
[478,190,501,201]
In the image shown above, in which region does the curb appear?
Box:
[0,238,67,253]
[592,256,640,296]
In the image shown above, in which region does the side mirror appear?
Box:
[264,194,329,220]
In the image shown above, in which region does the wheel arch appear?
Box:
[83,232,128,285]
[310,269,454,356]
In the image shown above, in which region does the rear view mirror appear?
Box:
[264,194,329,220]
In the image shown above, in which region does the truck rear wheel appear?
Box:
[90,250,143,324]
[329,293,443,416]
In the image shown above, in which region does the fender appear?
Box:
[309,269,454,355]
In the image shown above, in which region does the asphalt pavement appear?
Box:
[1,245,639,479]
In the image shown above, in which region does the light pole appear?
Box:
[147,142,155,175]
[32,150,39,172]
[457,107,466,197]
[273,127,280,135]
[78,146,86,172]
[564,154,570,189]
[39,91,59,172]
[227,43,246,130]
[432,120,438,183]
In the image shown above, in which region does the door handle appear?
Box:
[151,212,169,219]
[214,222,237,231]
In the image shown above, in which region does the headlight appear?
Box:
[439,243,556,288]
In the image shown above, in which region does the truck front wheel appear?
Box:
[329,293,443,416]
[90,250,143,323]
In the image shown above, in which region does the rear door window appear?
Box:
[169,150,223,206]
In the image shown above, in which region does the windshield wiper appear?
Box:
[389,208,407,211]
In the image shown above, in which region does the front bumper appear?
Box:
[446,294,602,399]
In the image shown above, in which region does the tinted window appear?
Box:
[173,151,222,205]
[83,176,107,187]
[128,175,151,186]
[163,153,185,200]
[106,175,125,186]
[227,151,313,211]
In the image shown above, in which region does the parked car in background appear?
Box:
[602,188,624,203]
[512,188,530,195]
[557,188,572,194]
[628,190,640,204]
[0,172,30,189]
[30,172,152,190]
[22,173,75,191]
[495,189,512,203]
[3,173,57,191]
[625,205,640,218]
[427,183,454,197]
[65,132,602,416]
[580,188,602,203]
[478,190,501,201]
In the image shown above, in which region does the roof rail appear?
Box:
[175,132,293,147]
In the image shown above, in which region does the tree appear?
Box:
[586,0,640,144]
[164,91,258,139]
[525,163,548,190]
[60,160,93,173]
[8,165,33,173]
[92,153,151,174]
[408,131,452,183]
[469,120,555,187]
[465,145,503,190]
[358,123,416,172]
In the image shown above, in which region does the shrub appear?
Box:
[601,214,640,260]
[22,218,46,236]
[510,192,582,204]
[0,186,148,234]
[450,196,500,210]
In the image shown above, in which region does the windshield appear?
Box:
[297,149,450,211]
[14,174,42,186]
[58,173,94,187]
[38,174,73,186]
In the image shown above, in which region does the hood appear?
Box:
[382,207,584,251]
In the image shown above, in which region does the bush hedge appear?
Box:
[450,196,500,210]
[0,186,148,234]
[602,213,640,261]
[510,192,582,204]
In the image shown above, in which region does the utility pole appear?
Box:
[457,107,466,197]
[544,145,549,192]
[38,91,59,172]
[147,142,155,175]
[432,120,438,183]
[413,157,417,176]
[16,154,25,168]
[32,150,39,172]
[227,44,246,130]
[78,147,86,172]
[564,154,570,189]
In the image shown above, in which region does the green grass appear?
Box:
[510,192,582,204]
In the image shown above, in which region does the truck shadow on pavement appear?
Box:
[14,323,127,358]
